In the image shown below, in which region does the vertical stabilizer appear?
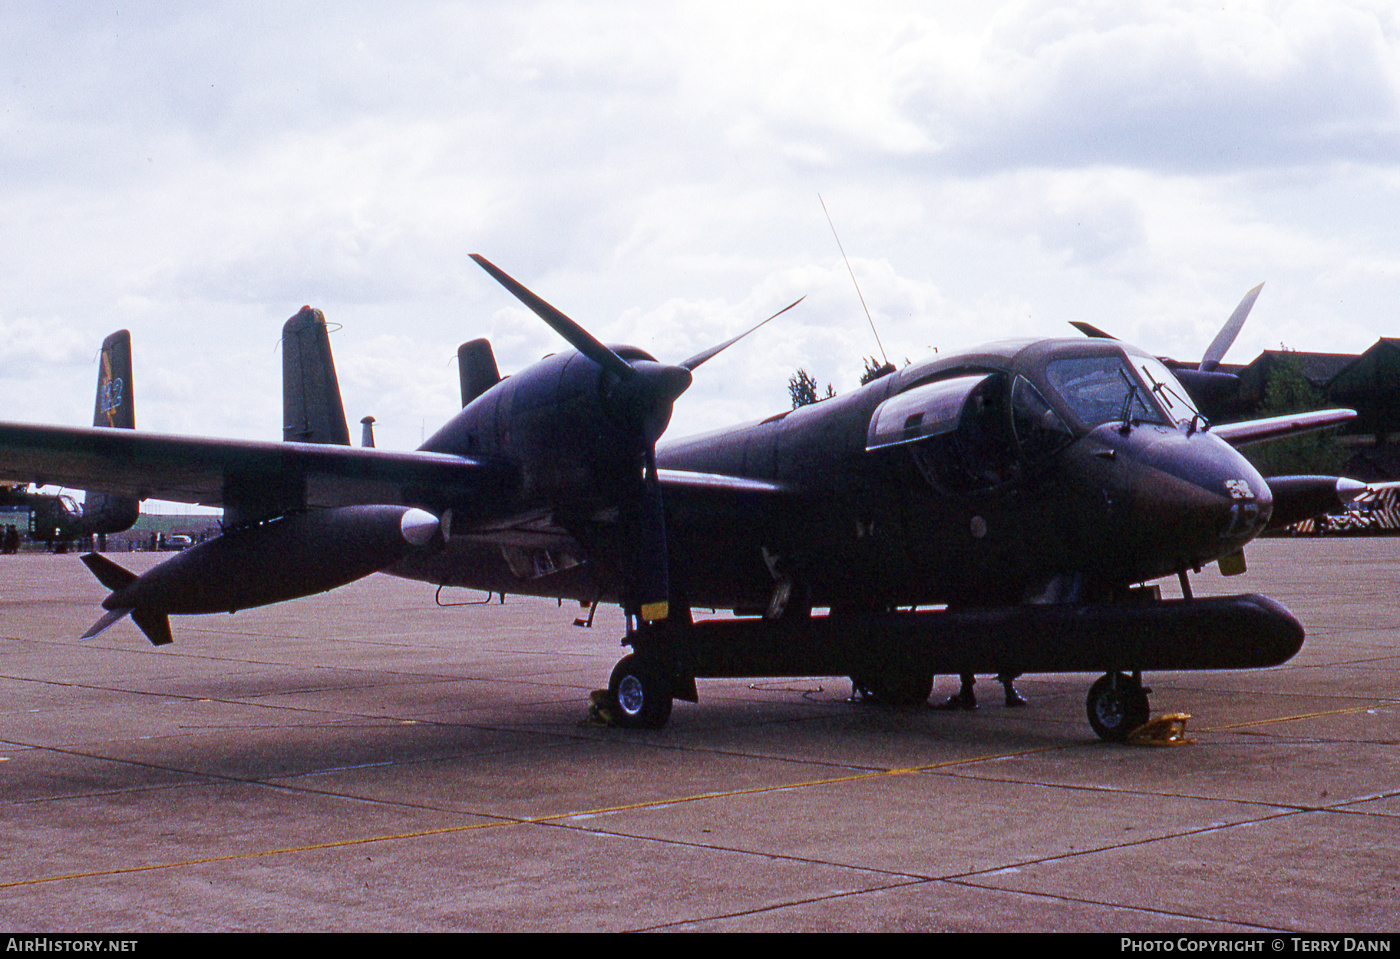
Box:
[458,338,500,406]
[282,307,351,445]
[84,331,140,533]
[93,331,135,429]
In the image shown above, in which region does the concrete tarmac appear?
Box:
[0,538,1395,932]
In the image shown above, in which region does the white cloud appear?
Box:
[0,0,1396,458]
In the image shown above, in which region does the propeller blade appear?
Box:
[680,296,805,371]
[470,254,635,382]
[1200,282,1263,372]
[635,445,670,622]
[1069,321,1117,340]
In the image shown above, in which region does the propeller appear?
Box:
[679,296,804,371]
[471,254,801,623]
[1200,282,1262,372]
[1068,283,1264,371]
[1069,321,1116,340]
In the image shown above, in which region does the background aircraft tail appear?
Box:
[82,331,140,533]
[282,306,350,445]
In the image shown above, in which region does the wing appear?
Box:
[1209,408,1356,447]
[0,421,507,522]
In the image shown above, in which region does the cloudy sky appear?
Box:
[3,1,1398,467]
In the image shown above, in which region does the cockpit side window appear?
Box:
[1011,376,1073,460]
[1045,356,1165,428]
[957,373,1018,486]
[905,371,1022,493]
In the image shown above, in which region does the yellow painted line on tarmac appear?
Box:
[0,746,1056,889]
[10,700,1384,889]
[0,818,518,888]
[1204,700,1397,732]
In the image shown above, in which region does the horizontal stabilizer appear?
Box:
[80,552,138,591]
[81,607,132,640]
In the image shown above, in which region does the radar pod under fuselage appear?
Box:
[638,593,1304,680]
[80,505,439,645]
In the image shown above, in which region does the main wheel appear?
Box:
[608,654,674,729]
[1086,672,1150,741]
[851,670,934,706]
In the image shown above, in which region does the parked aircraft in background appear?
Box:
[1,331,139,549]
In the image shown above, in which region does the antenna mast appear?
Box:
[820,194,890,368]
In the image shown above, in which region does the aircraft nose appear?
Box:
[1120,426,1272,567]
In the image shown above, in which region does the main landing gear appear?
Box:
[607,653,674,729]
[1085,671,1151,742]
[606,658,1157,742]
[850,669,934,706]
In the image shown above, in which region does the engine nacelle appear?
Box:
[422,348,660,509]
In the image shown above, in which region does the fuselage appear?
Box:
[393,337,1272,612]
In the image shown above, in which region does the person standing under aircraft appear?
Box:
[936,673,1027,710]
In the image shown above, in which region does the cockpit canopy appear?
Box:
[867,343,1196,493]
[867,370,1073,492]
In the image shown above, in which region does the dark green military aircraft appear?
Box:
[0,260,1361,740]
[0,331,140,549]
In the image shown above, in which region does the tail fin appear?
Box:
[81,607,132,640]
[458,338,500,406]
[80,607,171,646]
[77,553,172,645]
[130,609,173,646]
[83,331,140,533]
[80,551,138,591]
[93,331,134,429]
[282,306,351,445]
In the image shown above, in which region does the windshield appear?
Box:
[1130,357,1199,425]
[1044,355,1166,428]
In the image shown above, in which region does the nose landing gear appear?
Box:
[1086,671,1151,741]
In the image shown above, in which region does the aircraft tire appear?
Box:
[608,654,674,729]
[852,670,934,706]
[1086,672,1150,741]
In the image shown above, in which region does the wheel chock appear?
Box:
[1126,712,1195,747]
[580,689,617,727]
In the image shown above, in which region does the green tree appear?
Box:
[860,356,896,386]
[788,369,835,408]
[1243,353,1348,477]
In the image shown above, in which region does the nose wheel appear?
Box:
[1086,672,1150,741]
